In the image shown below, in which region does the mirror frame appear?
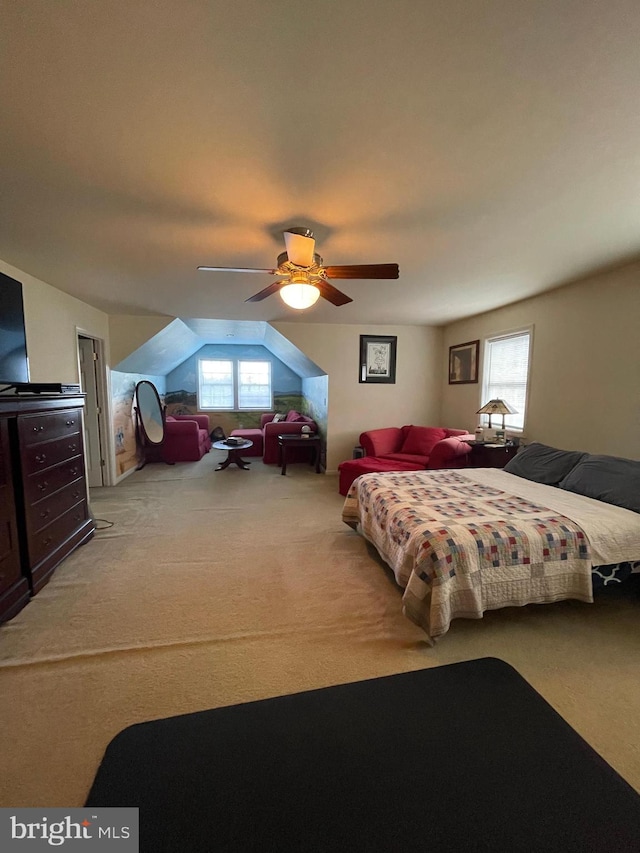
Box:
[134,380,165,447]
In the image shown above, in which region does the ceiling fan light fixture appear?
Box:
[279,283,320,310]
[199,226,398,307]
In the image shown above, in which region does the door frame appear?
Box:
[75,328,115,487]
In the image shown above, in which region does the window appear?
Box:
[481,329,532,431]
[198,359,272,410]
[237,361,271,409]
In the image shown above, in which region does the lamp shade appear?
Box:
[476,399,518,417]
[279,283,320,310]
[476,398,518,429]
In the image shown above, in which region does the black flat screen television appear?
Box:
[0,271,30,385]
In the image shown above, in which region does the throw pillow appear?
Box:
[285,410,304,423]
[503,442,587,486]
[400,426,447,457]
[558,454,640,513]
[272,413,286,423]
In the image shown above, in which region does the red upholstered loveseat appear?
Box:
[163,415,212,463]
[338,425,472,495]
[261,411,318,464]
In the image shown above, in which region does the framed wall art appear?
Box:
[448,340,479,384]
[359,335,397,384]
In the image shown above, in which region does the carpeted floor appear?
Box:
[1,448,640,806]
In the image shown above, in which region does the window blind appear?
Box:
[199,359,234,409]
[238,361,271,410]
[482,331,531,430]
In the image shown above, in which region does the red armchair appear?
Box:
[338,425,472,495]
[162,415,212,463]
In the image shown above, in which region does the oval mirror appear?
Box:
[134,381,165,445]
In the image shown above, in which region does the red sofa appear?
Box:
[338,425,472,495]
[163,415,212,463]
[261,411,318,464]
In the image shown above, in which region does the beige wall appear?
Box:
[109,315,172,366]
[0,259,109,383]
[441,261,640,460]
[273,323,445,471]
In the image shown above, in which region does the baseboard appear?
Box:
[115,465,138,485]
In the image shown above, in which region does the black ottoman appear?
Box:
[86,658,640,852]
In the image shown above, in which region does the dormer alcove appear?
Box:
[110,319,328,479]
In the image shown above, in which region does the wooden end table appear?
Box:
[277,434,321,475]
[467,442,517,469]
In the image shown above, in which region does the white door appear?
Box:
[78,336,104,487]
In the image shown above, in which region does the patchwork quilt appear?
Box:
[342,469,594,642]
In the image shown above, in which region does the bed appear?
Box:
[342,447,640,643]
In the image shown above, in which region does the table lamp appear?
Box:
[476,399,518,430]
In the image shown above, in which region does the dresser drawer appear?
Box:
[24,479,87,535]
[27,501,90,567]
[24,456,85,505]
[22,433,84,475]
[19,409,82,446]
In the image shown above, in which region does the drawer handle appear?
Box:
[42,536,53,547]
[66,420,75,426]
[39,509,51,519]
[35,453,47,464]
[73,513,82,522]
[72,491,80,499]
[37,481,49,491]
[32,425,44,432]
[68,443,77,451]
[69,467,79,476]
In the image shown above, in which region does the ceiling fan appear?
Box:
[197,227,399,309]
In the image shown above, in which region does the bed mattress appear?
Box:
[342,468,640,642]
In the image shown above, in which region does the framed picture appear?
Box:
[448,340,479,384]
[359,335,397,384]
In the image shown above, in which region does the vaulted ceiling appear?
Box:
[114,319,324,377]
[1,1,639,326]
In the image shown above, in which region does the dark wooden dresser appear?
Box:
[0,394,95,622]
[0,414,30,622]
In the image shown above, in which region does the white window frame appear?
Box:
[480,326,533,432]
[197,358,272,411]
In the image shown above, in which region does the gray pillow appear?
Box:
[503,442,587,486]
[558,454,640,513]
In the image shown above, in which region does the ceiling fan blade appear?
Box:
[244,281,285,303]
[323,264,399,280]
[197,266,278,274]
[317,277,353,306]
[284,231,316,267]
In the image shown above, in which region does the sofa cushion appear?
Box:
[504,442,588,486]
[558,454,640,513]
[359,427,403,457]
[285,410,306,422]
[401,426,447,457]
